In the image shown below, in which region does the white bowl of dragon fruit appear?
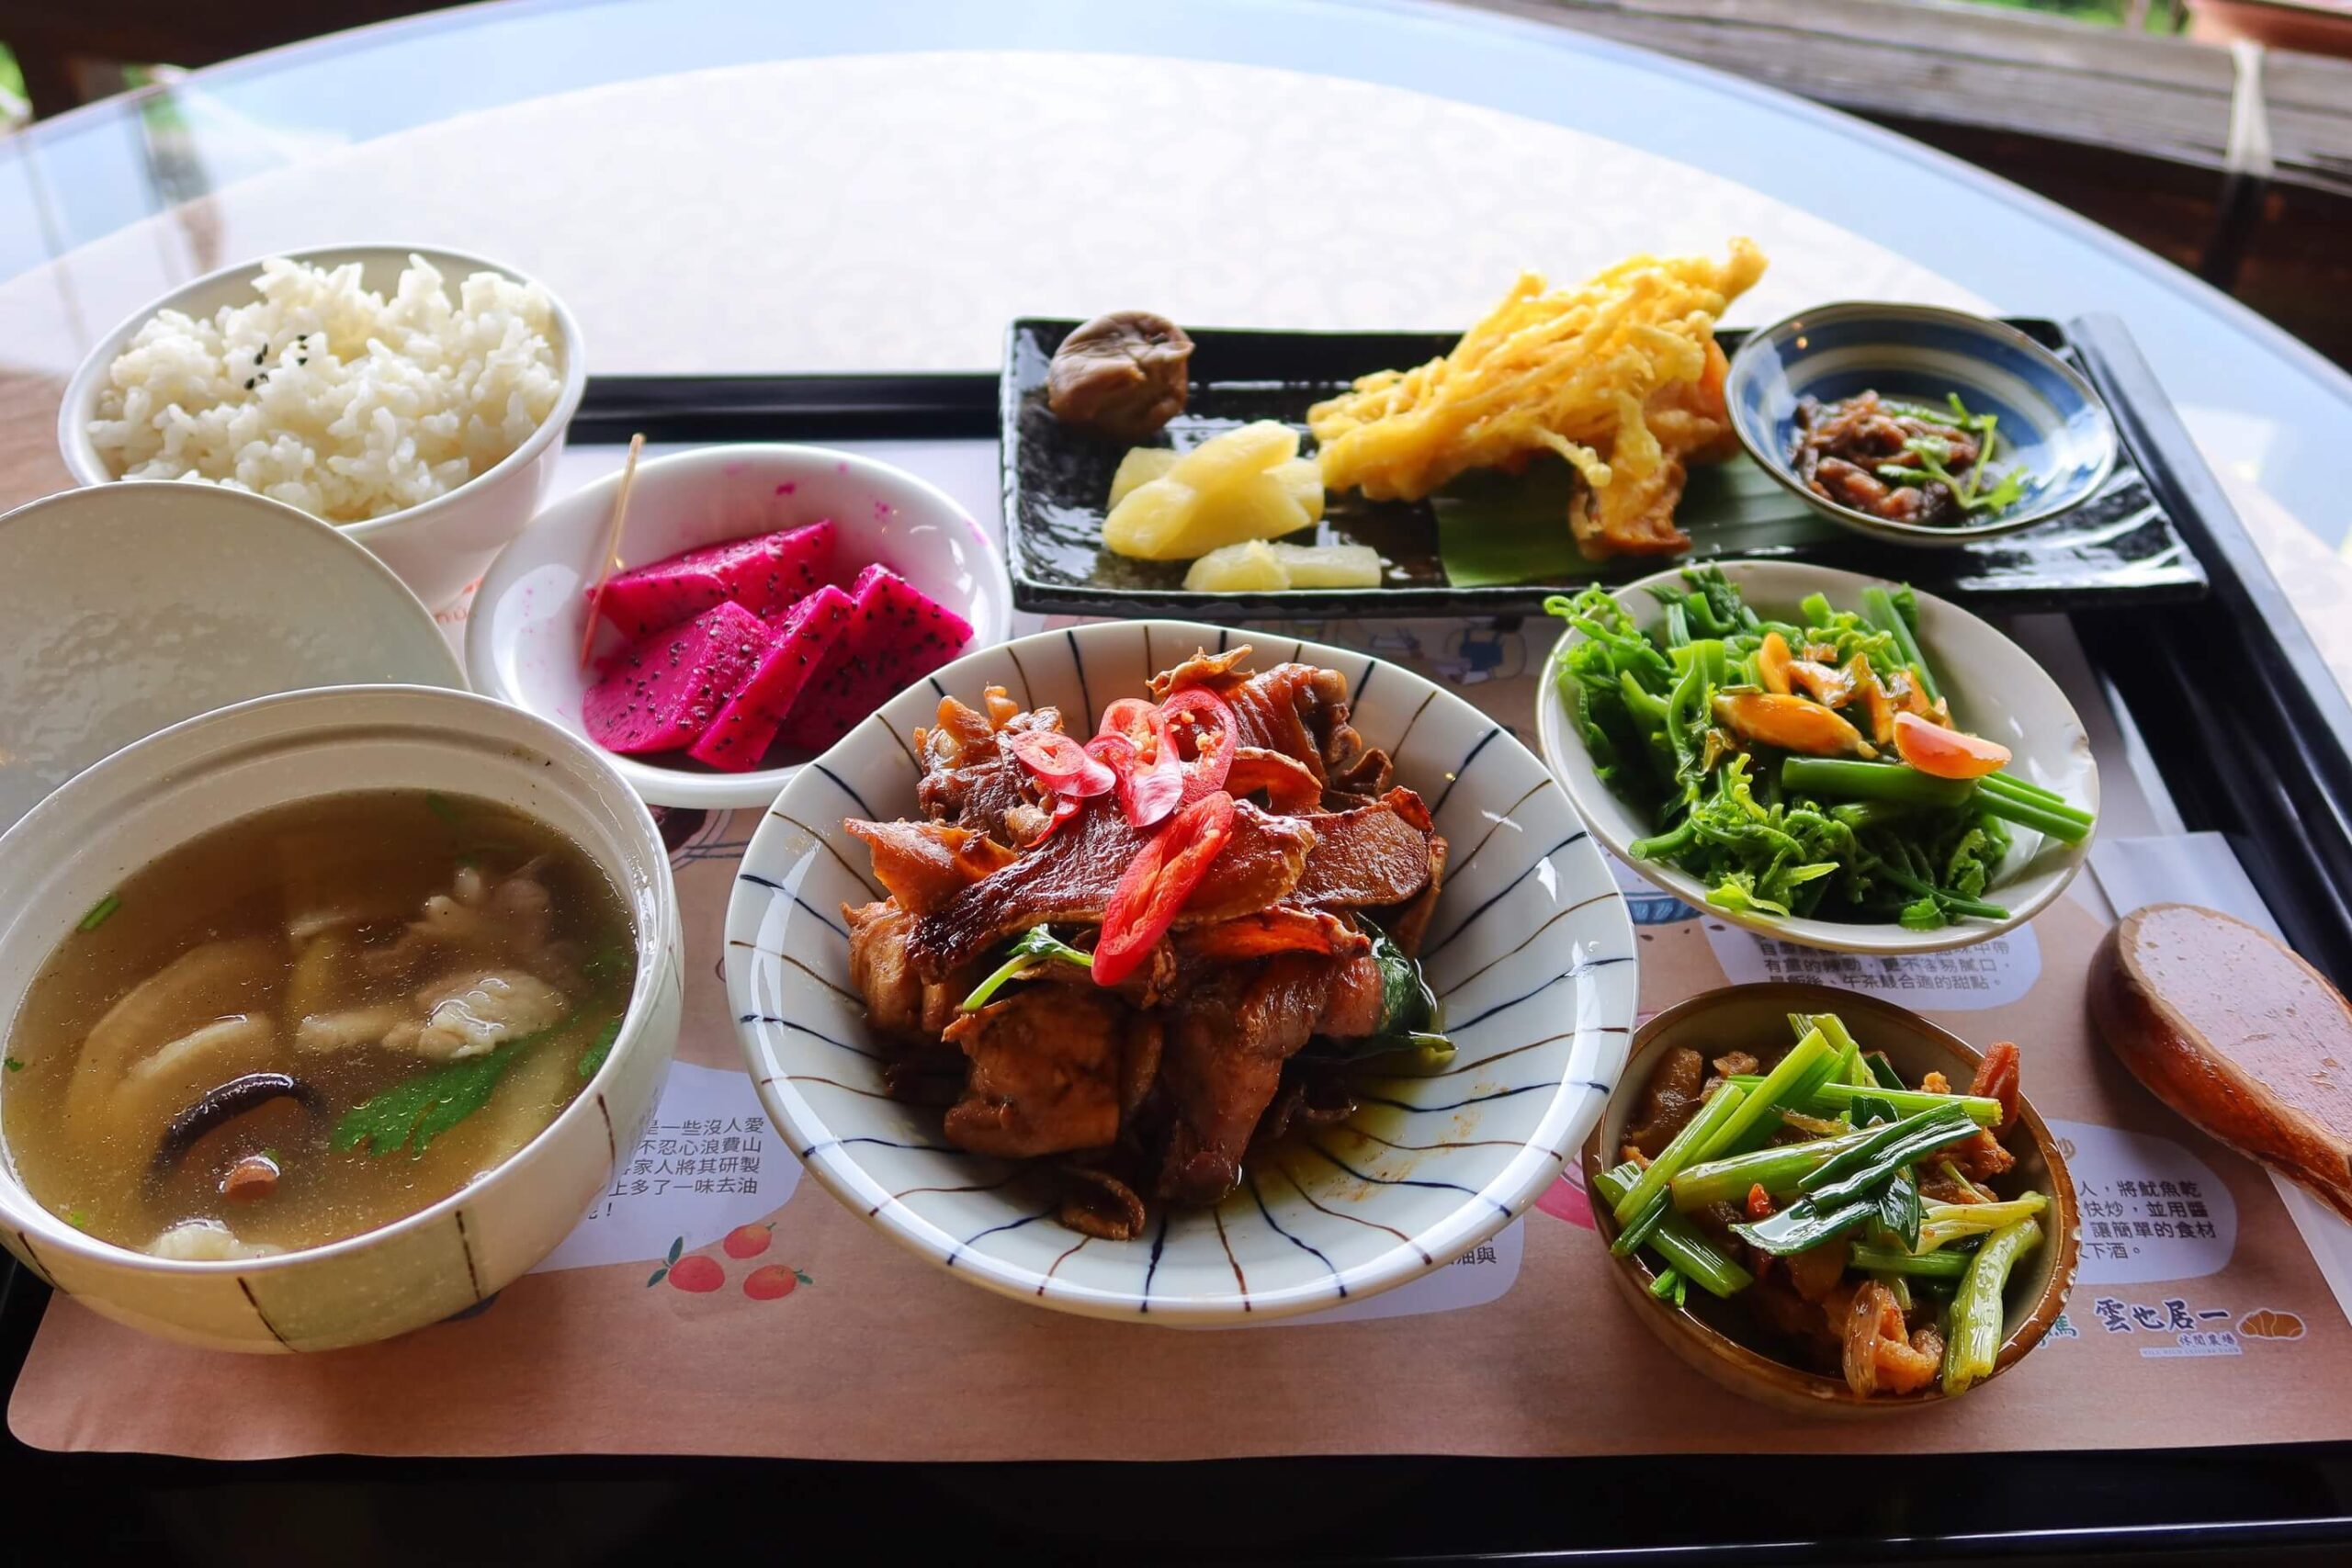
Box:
[467,445,1012,810]
[59,243,586,612]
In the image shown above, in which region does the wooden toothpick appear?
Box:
[579,432,646,669]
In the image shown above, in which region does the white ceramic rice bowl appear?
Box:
[57,243,587,612]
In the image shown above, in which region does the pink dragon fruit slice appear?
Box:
[685,585,854,772]
[582,599,771,754]
[592,519,836,637]
[777,566,974,752]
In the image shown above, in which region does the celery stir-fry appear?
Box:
[1547,567,2093,930]
[1608,1014,2048,1399]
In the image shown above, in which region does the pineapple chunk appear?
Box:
[1102,477,1198,561]
[1184,540,1291,592]
[1276,457,1326,522]
[1103,423,1325,561]
[1182,540,1384,592]
[1108,447,1180,507]
[1168,420,1295,491]
[1111,448,1320,515]
[1271,542,1380,587]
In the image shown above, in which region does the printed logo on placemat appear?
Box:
[2082,1292,2246,1358]
[2238,1308,2307,1342]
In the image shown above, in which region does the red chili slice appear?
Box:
[1007,728,1114,797]
[1096,698,1159,744]
[1094,791,1236,987]
[1086,731,1171,827]
[1028,794,1086,842]
[1091,708,1182,828]
[1156,688,1237,801]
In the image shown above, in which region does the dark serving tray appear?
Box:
[1001,316,2208,620]
[12,320,2352,1566]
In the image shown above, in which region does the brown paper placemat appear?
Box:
[12,635,2350,1461]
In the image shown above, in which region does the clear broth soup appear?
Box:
[4,790,636,1258]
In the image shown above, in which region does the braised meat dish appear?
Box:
[1789,389,2023,527]
[843,649,1451,1237]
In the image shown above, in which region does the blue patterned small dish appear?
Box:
[726,620,1636,1322]
[1724,302,2118,547]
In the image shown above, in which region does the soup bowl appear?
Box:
[57,243,588,612]
[0,685,683,1351]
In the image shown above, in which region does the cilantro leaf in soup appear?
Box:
[578,1017,621,1078]
[334,1021,567,1158]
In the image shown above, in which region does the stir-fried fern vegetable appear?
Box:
[1609,1012,2048,1399]
[1547,567,2093,929]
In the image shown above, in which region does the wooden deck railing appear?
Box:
[1458,0,2352,366]
[1470,0,2352,200]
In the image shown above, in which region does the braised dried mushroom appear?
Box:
[1047,310,1194,441]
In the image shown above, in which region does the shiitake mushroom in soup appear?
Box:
[3,790,635,1258]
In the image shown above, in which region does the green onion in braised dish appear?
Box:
[1794,389,2026,526]
[1605,1015,2051,1401]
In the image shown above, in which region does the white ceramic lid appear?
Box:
[0,481,466,832]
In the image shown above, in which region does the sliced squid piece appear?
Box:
[288,930,357,1026]
[122,1014,275,1089]
[145,1217,282,1261]
[68,938,281,1124]
[386,970,568,1060]
[288,907,366,944]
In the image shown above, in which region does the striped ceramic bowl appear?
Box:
[0,685,683,1351]
[727,620,1635,1322]
[1724,301,2118,546]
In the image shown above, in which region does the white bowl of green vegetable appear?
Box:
[1537,560,2097,955]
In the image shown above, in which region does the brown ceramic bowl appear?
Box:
[1583,983,2079,1416]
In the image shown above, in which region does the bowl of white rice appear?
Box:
[58,244,586,611]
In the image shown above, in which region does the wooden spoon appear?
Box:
[2089,902,2352,1221]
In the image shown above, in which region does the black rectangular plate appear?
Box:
[1001,316,2209,620]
